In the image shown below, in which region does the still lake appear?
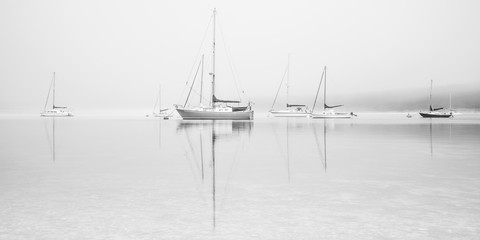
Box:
[1,113,480,239]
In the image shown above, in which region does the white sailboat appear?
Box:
[40,72,73,117]
[175,9,253,120]
[269,55,310,117]
[310,66,354,119]
[147,84,169,119]
[419,80,452,118]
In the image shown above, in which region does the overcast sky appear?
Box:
[1,0,479,113]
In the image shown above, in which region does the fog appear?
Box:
[1,0,479,114]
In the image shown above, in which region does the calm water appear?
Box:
[1,113,480,239]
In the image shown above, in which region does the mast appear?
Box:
[43,73,55,111]
[311,67,325,113]
[52,72,56,109]
[158,84,162,113]
[323,66,327,111]
[211,8,216,108]
[286,54,290,106]
[429,79,433,111]
[200,54,204,104]
[449,93,452,110]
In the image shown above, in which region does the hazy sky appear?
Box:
[1,0,479,113]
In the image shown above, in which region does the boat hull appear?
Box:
[40,109,73,117]
[310,112,351,119]
[419,112,452,118]
[176,108,254,120]
[147,113,168,118]
[40,113,73,117]
[269,111,310,117]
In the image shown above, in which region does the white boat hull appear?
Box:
[147,112,168,118]
[40,109,73,117]
[176,108,254,120]
[269,110,310,117]
[310,112,351,119]
[40,112,73,117]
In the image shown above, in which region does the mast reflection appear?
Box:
[43,118,56,162]
[274,119,328,181]
[312,119,327,172]
[176,120,253,229]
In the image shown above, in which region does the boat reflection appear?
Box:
[312,119,327,172]
[43,117,56,162]
[427,119,453,160]
[274,119,328,182]
[176,120,253,229]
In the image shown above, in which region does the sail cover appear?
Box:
[229,106,248,112]
[325,104,343,109]
[213,95,240,103]
[430,105,444,111]
[287,104,306,107]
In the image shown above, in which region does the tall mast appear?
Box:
[429,79,433,110]
[200,54,204,104]
[323,66,327,111]
[43,73,55,111]
[286,54,290,106]
[311,67,325,113]
[449,93,452,110]
[52,72,56,109]
[211,8,216,108]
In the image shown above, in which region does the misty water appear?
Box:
[1,114,480,239]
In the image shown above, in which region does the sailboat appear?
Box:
[419,80,452,118]
[175,9,254,120]
[147,84,169,119]
[269,55,310,117]
[310,66,354,119]
[40,72,73,117]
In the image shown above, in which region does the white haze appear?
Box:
[1,0,479,114]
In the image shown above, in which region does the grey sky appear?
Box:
[1,0,479,113]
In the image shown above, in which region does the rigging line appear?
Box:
[43,74,55,111]
[176,15,213,104]
[187,88,211,107]
[270,63,290,110]
[311,67,325,112]
[152,85,160,113]
[152,95,159,113]
[53,73,56,108]
[184,60,203,107]
[217,14,243,102]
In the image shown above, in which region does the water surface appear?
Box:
[1,114,479,239]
